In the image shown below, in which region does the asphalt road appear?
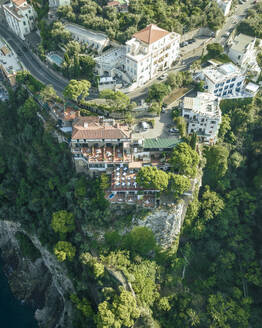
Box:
[0,22,68,94]
[216,0,254,44]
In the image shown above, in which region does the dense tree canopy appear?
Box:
[63,79,91,102]
[170,142,200,177]
[137,166,169,191]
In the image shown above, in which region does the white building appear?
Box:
[228,33,261,82]
[3,0,37,40]
[49,0,70,8]
[215,0,232,16]
[201,63,245,98]
[181,92,221,144]
[64,23,110,54]
[124,24,180,86]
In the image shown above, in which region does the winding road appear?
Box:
[0,22,68,94]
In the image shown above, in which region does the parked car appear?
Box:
[159,73,168,80]
[169,128,180,134]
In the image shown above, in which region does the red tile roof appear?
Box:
[107,1,120,6]
[12,0,26,6]
[133,24,170,45]
[72,116,131,140]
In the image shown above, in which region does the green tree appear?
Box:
[170,142,200,177]
[206,43,223,58]
[137,166,169,191]
[99,174,110,191]
[96,289,140,328]
[63,79,91,102]
[149,102,161,115]
[174,116,187,137]
[123,227,156,257]
[51,210,75,234]
[168,173,191,198]
[218,114,231,141]
[200,186,224,220]
[54,241,76,262]
[39,85,59,103]
[204,144,229,184]
[146,83,169,103]
[99,89,131,112]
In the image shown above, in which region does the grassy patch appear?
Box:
[16,232,41,262]
[164,87,190,106]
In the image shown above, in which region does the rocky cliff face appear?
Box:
[133,200,187,249]
[0,221,74,328]
[133,175,202,249]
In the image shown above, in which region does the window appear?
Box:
[23,21,26,25]
[236,87,240,92]
[223,92,227,96]
[237,81,242,86]
[225,85,228,90]
[230,84,234,88]
[219,88,223,92]
[215,83,219,88]
[214,89,218,93]
[231,77,236,82]
[220,82,224,86]
[211,120,216,124]
[226,79,230,83]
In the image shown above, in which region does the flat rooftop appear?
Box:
[0,39,23,76]
[230,33,255,53]
[183,92,221,118]
[203,63,242,83]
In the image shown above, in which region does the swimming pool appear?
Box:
[47,53,64,67]
[109,193,115,199]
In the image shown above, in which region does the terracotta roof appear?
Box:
[107,1,120,6]
[12,0,26,6]
[72,116,131,140]
[1,46,10,56]
[133,24,170,44]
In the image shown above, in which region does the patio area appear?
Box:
[111,166,141,191]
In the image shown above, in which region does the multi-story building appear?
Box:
[201,63,245,98]
[215,0,232,16]
[124,24,180,86]
[181,92,221,144]
[0,39,23,85]
[49,0,70,8]
[3,0,37,40]
[64,23,110,54]
[228,33,261,82]
[71,116,132,171]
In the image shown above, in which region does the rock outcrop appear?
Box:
[133,200,187,249]
[0,220,74,328]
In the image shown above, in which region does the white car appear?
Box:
[159,73,168,80]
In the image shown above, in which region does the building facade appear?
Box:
[201,63,245,98]
[181,92,221,144]
[228,33,261,82]
[71,116,132,171]
[49,0,70,8]
[124,24,180,86]
[3,0,37,40]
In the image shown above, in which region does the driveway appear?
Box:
[132,109,174,139]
